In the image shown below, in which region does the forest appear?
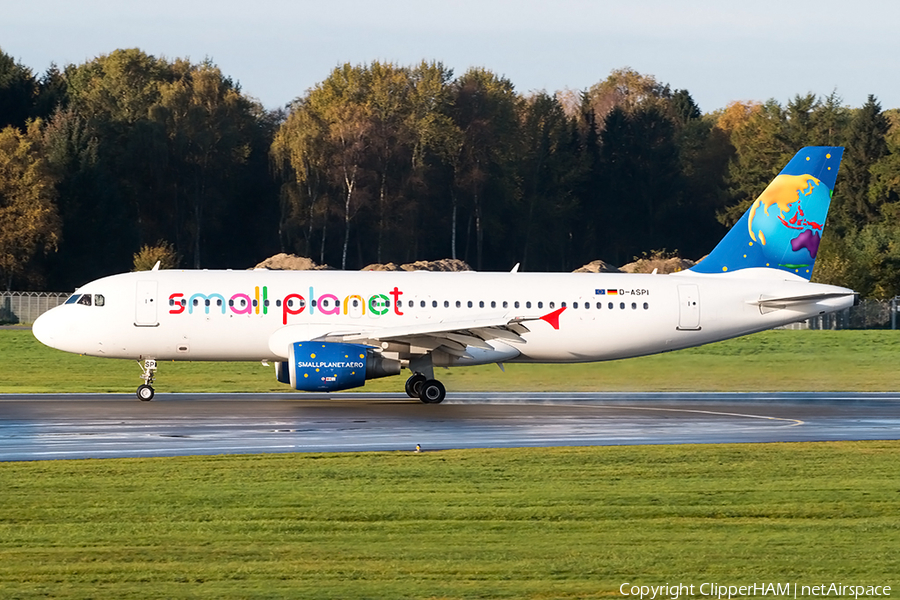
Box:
[1,47,899,298]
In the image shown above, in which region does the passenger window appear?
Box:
[549,302,554,309]
[205,299,210,307]
[491,301,496,308]
[444,300,449,308]
[432,300,437,308]
[192,299,199,307]
[276,300,282,307]
[169,298,175,306]
[503,301,508,308]
[537,301,543,309]
[252,299,258,307]
[468,301,473,308]
[95,294,105,307]
[573,302,579,309]
[77,294,92,306]
[456,300,461,308]
[597,302,602,309]
[632,302,637,310]
[620,302,625,310]
[561,302,566,308]
[217,299,223,307]
[643,302,649,310]
[608,302,613,309]
[479,301,484,308]
[514,301,520,309]
[526,301,532,309]
[421,300,426,308]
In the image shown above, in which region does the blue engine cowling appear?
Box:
[276,342,400,392]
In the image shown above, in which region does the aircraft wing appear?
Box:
[265,308,567,360]
[321,314,533,357]
[331,307,566,354]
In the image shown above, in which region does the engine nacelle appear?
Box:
[276,341,400,392]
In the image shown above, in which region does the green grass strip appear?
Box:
[0,443,898,599]
[4,329,900,393]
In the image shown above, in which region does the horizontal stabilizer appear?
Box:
[750,291,855,309]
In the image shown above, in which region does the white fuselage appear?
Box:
[32,268,855,366]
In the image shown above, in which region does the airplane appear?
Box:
[32,146,856,403]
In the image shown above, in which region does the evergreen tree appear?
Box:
[597,104,683,265]
[671,89,701,126]
[839,94,889,226]
[0,49,37,130]
[809,91,849,147]
[449,68,519,270]
[516,92,579,271]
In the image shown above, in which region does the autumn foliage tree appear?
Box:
[3,47,900,299]
[0,122,61,289]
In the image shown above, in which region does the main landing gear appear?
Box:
[406,355,446,404]
[405,373,446,404]
[137,359,157,401]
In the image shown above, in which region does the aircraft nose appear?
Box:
[32,308,60,348]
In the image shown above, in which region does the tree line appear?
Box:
[1,47,899,298]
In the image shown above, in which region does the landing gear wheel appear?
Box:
[419,379,446,404]
[405,373,426,398]
[137,359,158,401]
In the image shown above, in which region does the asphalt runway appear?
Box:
[1,392,899,460]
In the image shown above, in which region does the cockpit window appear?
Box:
[66,293,104,306]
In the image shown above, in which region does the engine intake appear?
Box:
[276,341,400,392]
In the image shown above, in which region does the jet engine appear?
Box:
[275,341,400,392]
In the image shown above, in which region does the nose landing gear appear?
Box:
[137,359,157,401]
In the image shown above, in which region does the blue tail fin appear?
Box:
[690,146,844,280]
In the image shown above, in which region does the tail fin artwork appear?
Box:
[690,146,843,280]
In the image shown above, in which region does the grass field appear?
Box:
[1,442,898,599]
[2,328,900,394]
[3,329,900,598]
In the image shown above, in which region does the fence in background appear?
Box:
[0,292,69,324]
[754,298,897,330]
